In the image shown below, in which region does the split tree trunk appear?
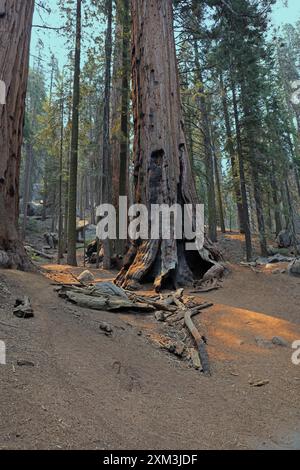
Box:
[116,0,220,291]
[0,0,34,269]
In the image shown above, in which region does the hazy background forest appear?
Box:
[21,0,300,269]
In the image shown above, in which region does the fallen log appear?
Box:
[126,293,177,313]
[184,309,211,376]
[25,246,54,260]
[58,286,155,312]
[167,302,213,324]
[173,296,212,376]
[13,296,34,319]
[190,284,221,294]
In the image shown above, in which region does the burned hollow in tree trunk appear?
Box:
[116,0,221,291]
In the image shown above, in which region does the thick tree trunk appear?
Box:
[67,0,81,266]
[116,0,220,291]
[0,0,34,269]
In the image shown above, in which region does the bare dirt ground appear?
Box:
[0,233,300,450]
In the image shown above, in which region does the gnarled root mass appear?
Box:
[0,240,32,271]
[115,237,224,292]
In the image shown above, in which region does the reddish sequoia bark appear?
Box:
[0,0,34,269]
[116,0,220,291]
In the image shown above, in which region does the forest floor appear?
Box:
[0,230,300,450]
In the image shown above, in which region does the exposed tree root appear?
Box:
[115,238,224,292]
[0,241,33,271]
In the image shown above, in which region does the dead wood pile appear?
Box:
[56,281,213,375]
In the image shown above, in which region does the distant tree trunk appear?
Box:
[100,0,113,270]
[194,41,217,242]
[111,0,130,256]
[220,74,244,233]
[286,132,300,198]
[42,167,48,221]
[252,166,268,256]
[270,161,282,236]
[240,81,268,257]
[118,0,130,248]
[231,83,252,261]
[22,143,33,240]
[0,0,34,269]
[285,178,299,254]
[67,0,82,266]
[111,1,124,211]
[116,0,220,291]
[58,96,64,262]
[212,139,226,233]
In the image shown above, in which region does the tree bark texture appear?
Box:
[116,0,220,291]
[0,0,34,269]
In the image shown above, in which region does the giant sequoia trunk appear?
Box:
[116,0,220,291]
[0,0,34,269]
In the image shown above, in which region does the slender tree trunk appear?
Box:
[194,42,217,242]
[118,0,130,215]
[0,0,34,269]
[270,162,282,236]
[100,0,113,270]
[231,83,252,260]
[22,143,33,240]
[67,0,81,266]
[116,0,220,291]
[287,132,300,198]
[111,0,130,257]
[285,179,299,254]
[220,74,244,233]
[252,166,268,256]
[58,95,64,262]
[240,81,268,257]
[111,0,124,211]
[212,139,226,233]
